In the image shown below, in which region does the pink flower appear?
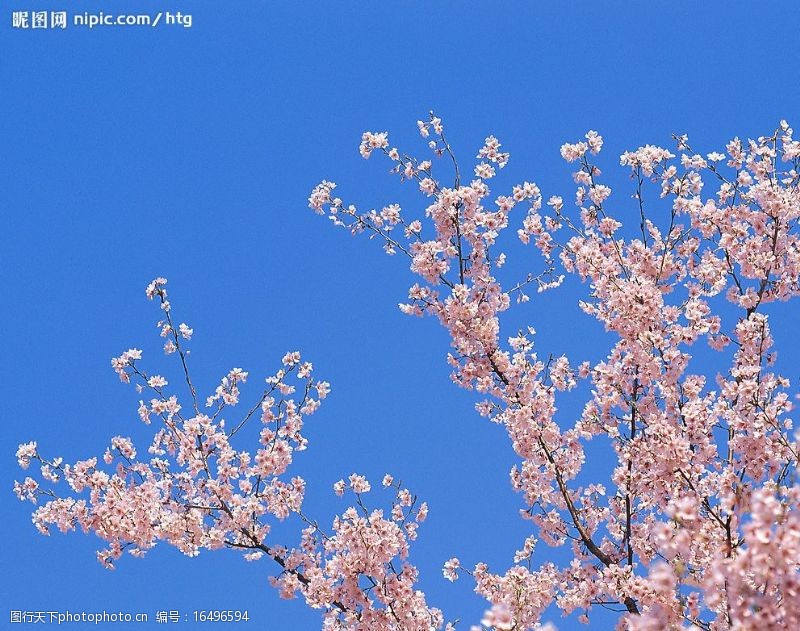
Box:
[442,557,460,581]
[348,474,371,494]
[333,479,345,496]
[16,441,37,469]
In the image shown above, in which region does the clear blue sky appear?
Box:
[3,2,800,629]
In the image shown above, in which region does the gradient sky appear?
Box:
[3,2,800,629]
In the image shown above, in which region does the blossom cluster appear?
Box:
[271,475,442,630]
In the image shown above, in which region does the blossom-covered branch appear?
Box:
[311,114,800,630]
[15,279,444,630]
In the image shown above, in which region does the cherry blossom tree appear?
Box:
[16,114,800,630]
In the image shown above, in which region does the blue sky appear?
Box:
[3,2,800,629]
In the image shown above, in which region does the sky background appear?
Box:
[3,2,800,629]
